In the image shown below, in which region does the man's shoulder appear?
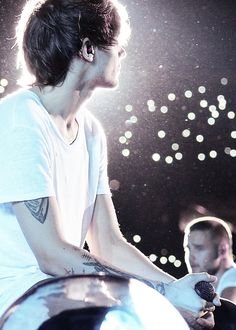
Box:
[1,88,30,104]
[220,265,236,285]
[0,89,29,131]
[1,88,46,127]
[216,267,236,296]
[224,265,236,275]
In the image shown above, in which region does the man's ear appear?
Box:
[79,37,95,62]
[218,242,228,256]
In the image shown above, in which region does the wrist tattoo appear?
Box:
[133,278,166,295]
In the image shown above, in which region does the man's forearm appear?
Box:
[80,250,168,295]
[42,243,170,296]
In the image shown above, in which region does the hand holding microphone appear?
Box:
[194,281,216,302]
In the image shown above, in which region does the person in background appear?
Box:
[0,0,220,328]
[184,216,236,303]
[184,216,236,329]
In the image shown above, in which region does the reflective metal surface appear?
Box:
[0,274,189,329]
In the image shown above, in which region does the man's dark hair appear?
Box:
[16,0,130,86]
[184,216,233,249]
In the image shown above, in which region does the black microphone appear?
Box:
[194,281,216,302]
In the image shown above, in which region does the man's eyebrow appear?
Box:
[192,243,204,248]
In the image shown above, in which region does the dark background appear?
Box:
[0,0,236,278]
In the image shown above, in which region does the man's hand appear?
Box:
[178,309,215,330]
[196,311,215,329]
[164,273,221,329]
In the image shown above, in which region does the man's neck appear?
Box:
[30,85,89,143]
[32,86,81,119]
[214,258,235,287]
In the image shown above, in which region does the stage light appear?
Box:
[165,156,173,164]
[133,235,141,243]
[160,257,167,265]
[198,86,206,94]
[147,100,155,107]
[124,131,132,139]
[0,78,8,87]
[160,105,168,113]
[207,118,215,125]
[149,254,157,262]
[0,86,5,94]
[217,95,227,110]
[220,77,228,85]
[187,112,196,120]
[209,105,217,112]
[174,260,182,268]
[119,136,127,144]
[229,149,236,157]
[218,102,226,110]
[130,115,138,123]
[168,255,176,263]
[171,143,179,151]
[148,104,156,112]
[200,99,208,108]
[211,110,219,118]
[184,90,193,98]
[175,152,183,160]
[182,129,191,138]
[224,147,231,155]
[196,134,204,142]
[157,130,166,138]
[125,104,133,112]
[209,150,217,159]
[198,153,206,161]
[122,149,130,157]
[152,153,161,162]
[217,95,225,101]
[167,93,176,101]
[231,131,236,139]
[227,111,235,119]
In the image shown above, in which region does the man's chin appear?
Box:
[107,79,119,89]
[99,80,119,90]
[191,266,201,273]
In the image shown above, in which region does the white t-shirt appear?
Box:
[216,265,236,295]
[0,88,111,316]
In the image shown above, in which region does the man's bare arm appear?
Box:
[13,195,220,329]
[12,196,167,294]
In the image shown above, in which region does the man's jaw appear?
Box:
[190,264,201,273]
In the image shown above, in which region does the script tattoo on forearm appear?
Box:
[81,253,166,296]
[25,197,49,223]
[82,253,128,275]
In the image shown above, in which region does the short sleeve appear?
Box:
[0,126,55,203]
[216,268,236,295]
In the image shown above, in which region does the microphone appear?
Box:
[194,281,216,302]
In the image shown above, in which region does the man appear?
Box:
[184,216,236,329]
[0,0,219,328]
[184,216,236,303]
